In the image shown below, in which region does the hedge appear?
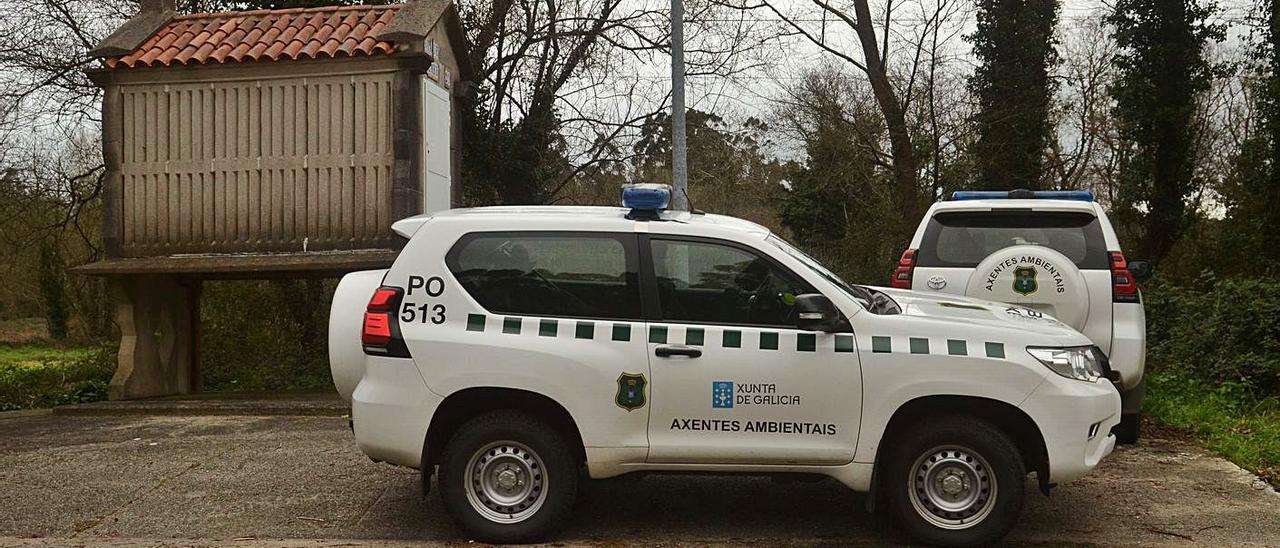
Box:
[1143,275,1280,394]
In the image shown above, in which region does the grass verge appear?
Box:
[0,344,115,411]
[1145,373,1280,488]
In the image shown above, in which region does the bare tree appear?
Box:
[1049,14,1119,194]
[712,0,957,226]
[901,0,970,199]
[458,0,769,204]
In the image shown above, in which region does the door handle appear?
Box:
[655,345,702,358]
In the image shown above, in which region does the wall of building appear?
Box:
[105,61,404,257]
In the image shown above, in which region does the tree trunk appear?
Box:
[850,0,923,233]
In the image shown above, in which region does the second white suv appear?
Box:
[896,190,1149,443]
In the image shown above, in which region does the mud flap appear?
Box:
[1121,377,1146,415]
[421,465,434,498]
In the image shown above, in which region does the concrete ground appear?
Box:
[0,399,1277,547]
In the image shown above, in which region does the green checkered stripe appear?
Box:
[464,315,858,352]
[869,335,1006,359]
[468,314,630,341]
[648,325,854,353]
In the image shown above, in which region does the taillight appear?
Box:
[362,286,410,357]
[367,287,399,311]
[362,313,392,345]
[1110,252,1140,303]
[892,249,917,289]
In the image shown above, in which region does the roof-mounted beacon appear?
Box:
[622,183,673,221]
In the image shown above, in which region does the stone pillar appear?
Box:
[109,275,200,400]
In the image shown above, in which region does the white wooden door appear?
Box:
[422,79,452,214]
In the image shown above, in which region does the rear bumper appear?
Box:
[351,356,439,469]
[1109,302,1146,391]
[1021,376,1122,484]
[329,270,390,402]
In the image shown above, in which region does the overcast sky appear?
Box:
[634,0,1259,162]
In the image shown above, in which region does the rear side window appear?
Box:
[447,232,641,320]
[917,211,1108,269]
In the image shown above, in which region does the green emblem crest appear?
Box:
[1012,266,1038,296]
[615,373,647,411]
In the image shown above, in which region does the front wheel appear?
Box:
[437,410,579,543]
[885,416,1026,547]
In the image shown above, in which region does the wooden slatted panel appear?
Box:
[117,74,395,256]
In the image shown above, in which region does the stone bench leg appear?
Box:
[109,275,200,400]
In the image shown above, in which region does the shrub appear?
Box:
[1143,275,1280,394]
[0,345,115,411]
[200,280,335,392]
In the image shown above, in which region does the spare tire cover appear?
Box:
[963,245,1090,330]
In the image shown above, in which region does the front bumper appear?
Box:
[351,355,440,469]
[1020,375,1122,484]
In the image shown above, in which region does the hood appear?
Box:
[872,286,1093,345]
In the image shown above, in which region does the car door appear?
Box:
[642,235,861,465]
[407,231,653,454]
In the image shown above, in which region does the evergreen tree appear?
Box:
[629,109,791,224]
[37,241,69,341]
[1215,1,1280,275]
[968,0,1061,190]
[776,71,899,283]
[1107,0,1224,264]
[1252,0,1280,267]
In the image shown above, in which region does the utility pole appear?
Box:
[670,0,689,210]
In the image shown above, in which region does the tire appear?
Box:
[437,410,579,543]
[884,416,1026,547]
[1114,412,1141,445]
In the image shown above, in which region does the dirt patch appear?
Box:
[0,318,47,345]
[1141,414,1195,443]
[1143,414,1280,490]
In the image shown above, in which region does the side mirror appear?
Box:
[795,294,843,332]
[1128,260,1153,283]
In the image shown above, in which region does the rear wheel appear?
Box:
[437,410,579,543]
[1114,412,1141,445]
[885,416,1025,547]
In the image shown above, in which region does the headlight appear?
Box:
[1026,346,1105,382]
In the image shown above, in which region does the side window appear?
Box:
[650,239,814,327]
[448,233,641,320]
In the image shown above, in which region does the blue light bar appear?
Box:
[622,183,672,220]
[952,191,1013,201]
[952,190,1095,202]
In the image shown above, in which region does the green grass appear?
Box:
[1145,373,1280,488]
[0,344,115,411]
[0,345,95,368]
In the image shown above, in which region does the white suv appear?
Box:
[330,185,1121,546]
[896,190,1148,443]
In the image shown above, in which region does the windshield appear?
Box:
[767,235,875,308]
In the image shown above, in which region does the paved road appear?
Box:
[1,412,1277,546]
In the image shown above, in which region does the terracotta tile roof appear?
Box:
[106,5,401,69]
